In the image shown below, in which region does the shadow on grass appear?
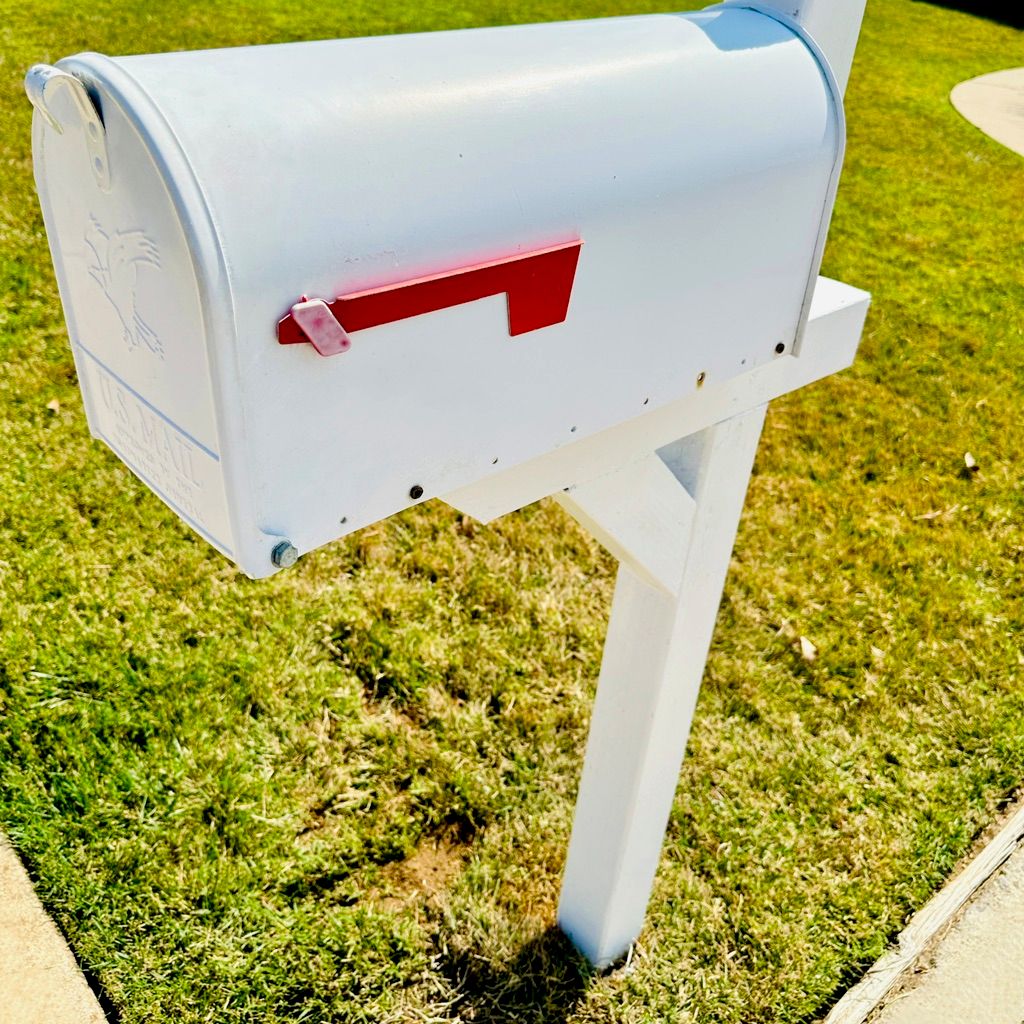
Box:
[78,961,124,1024]
[442,926,593,1023]
[914,0,1024,29]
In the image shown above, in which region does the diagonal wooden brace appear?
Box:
[555,454,697,595]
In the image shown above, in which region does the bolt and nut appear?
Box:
[271,541,299,568]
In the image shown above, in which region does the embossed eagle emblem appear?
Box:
[84,217,162,357]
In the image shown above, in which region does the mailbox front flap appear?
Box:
[29,68,238,560]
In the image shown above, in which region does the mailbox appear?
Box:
[27,7,843,578]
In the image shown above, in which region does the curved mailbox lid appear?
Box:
[36,8,842,576]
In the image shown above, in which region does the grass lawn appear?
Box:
[2,0,1023,1020]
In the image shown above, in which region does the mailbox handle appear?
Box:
[278,240,582,354]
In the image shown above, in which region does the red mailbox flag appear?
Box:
[278,240,582,355]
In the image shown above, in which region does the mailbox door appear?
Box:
[30,80,238,560]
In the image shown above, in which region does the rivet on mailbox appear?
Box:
[27,0,870,970]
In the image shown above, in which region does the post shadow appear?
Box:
[439,926,596,1024]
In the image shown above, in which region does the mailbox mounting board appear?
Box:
[31,8,843,576]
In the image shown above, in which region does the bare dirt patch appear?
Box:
[371,837,466,910]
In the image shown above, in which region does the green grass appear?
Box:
[1,0,1023,1020]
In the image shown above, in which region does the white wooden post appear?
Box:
[556,405,768,967]
[444,277,869,965]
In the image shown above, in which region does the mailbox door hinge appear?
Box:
[25,64,111,193]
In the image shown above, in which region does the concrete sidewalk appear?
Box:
[0,836,106,1024]
[951,68,1024,157]
[871,841,1024,1024]
[825,797,1024,1024]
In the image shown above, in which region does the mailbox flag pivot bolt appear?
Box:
[289,298,352,357]
[271,541,299,568]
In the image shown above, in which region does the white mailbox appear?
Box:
[28,6,844,578]
[28,0,870,971]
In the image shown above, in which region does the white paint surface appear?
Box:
[30,96,234,557]
[25,1,871,973]
[725,0,867,96]
[555,453,697,595]
[550,273,866,966]
[448,276,869,523]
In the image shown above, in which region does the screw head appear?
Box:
[696,371,706,387]
[409,485,424,500]
[271,541,298,568]
[775,342,786,354]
